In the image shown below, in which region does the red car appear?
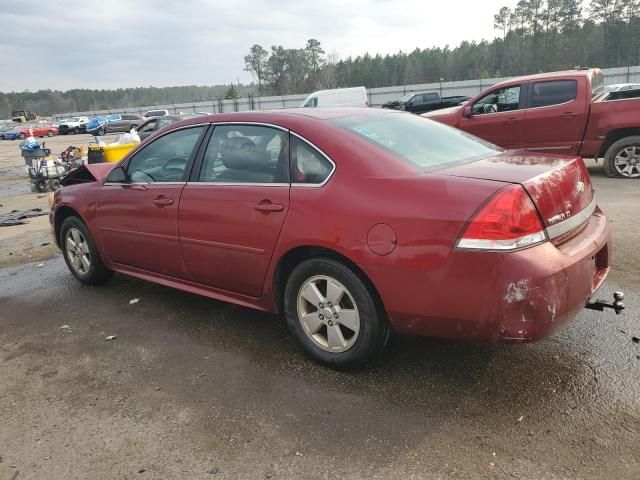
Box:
[423,68,640,178]
[51,109,615,368]
[21,124,58,139]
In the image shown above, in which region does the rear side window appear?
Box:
[531,80,577,108]
[291,137,333,184]
[122,114,139,120]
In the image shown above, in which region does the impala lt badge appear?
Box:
[548,210,571,225]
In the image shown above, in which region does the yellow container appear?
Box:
[88,143,138,163]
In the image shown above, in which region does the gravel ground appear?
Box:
[0,138,639,479]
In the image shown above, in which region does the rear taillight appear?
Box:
[457,185,547,251]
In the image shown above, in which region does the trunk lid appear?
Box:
[435,151,594,235]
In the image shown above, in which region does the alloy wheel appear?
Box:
[614,146,640,177]
[65,228,91,275]
[296,275,360,353]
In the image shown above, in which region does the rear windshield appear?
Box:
[330,113,501,170]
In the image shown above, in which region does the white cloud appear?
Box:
[0,0,518,91]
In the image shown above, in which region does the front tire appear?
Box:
[60,216,113,285]
[47,130,54,137]
[604,136,640,178]
[284,258,388,369]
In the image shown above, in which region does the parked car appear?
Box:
[1,123,57,140]
[143,109,170,118]
[382,91,470,114]
[53,109,616,368]
[86,114,144,135]
[136,115,188,141]
[301,86,368,107]
[58,116,89,135]
[604,83,640,92]
[422,68,640,178]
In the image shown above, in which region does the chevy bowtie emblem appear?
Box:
[576,181,585,193]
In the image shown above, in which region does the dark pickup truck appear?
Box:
[382,91,470,114]
[423,68,640,178]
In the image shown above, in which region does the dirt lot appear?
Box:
[0,137,639,479]
[0,133,118,267]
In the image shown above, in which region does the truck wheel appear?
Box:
[604,136,640,178]
[19,133,25,140]
[284,257,389,369]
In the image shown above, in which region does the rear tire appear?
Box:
[604,136,640,178]
[284,257,388,369]
[47,130,54,137]
[60,216,113,285]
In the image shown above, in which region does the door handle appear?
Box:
[254,202,284,212]
[153,196,174,207]
[506,117,519,124]
[562,112,577,119]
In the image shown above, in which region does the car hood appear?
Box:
[60,163,117,186]
[421,105,462,118]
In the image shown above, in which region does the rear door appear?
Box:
[459,84,526,149]
[178,123,290,297]
[524,79,587,154]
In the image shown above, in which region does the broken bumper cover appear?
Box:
[373,207,612,343]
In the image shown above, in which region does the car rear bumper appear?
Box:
[369,206,611,343]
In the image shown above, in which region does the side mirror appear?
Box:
[463,106,473,118]
[106,166,127,183]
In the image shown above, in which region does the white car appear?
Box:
[143,109,169,118]
[58,116,89,135]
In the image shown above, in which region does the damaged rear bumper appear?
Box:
[376,207,614,343]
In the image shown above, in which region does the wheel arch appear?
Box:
[598,128,640,158]
[54,205,85,248]
[272,245,386,317]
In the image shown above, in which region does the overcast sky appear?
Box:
[0,0,519,92]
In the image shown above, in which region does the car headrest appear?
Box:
[221,136,266,170]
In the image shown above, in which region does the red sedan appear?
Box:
[22,124,58,138]
[51,109,614,368]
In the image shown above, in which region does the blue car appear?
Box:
[85,114,121,135]
[1,129,25,140]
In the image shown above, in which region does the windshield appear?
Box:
[330,113,501,170]
[399,93,414,102]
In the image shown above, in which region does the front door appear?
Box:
[459,84,525,149]
[179,124,290,298]
[97,126,206,277]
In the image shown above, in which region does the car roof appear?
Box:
[172,107,399,126]
[492,69,593,88]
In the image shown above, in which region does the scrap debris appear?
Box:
[0,208,48,227]
[129,298,140,305]
[105,335,117,341]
